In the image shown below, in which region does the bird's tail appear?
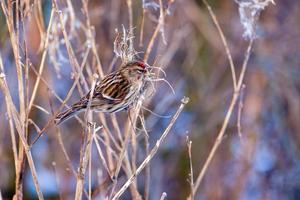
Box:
[55,100,87,124]
[30,100,87,146]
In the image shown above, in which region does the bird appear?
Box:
[30,61,148,146]
[54,60,148,125]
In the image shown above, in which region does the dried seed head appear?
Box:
[235,0,275,39]
[114,26,137,63]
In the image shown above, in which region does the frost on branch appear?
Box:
[235,0,275,39]
[114,26,137,63]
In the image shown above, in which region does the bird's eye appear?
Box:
[137,69,145,74]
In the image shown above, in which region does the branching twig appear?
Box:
[190,0,257,197]
[0,73,44,200]
[192,38,254,196]
[28,6,55,113]
[75,75,98,200]
[112,97,189,199]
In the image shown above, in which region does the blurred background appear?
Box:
[0,0,299,199]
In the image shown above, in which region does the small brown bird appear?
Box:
[54,61,148,124]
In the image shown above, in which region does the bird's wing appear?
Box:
[94,74,130,101]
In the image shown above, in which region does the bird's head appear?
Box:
[122,61,148,81]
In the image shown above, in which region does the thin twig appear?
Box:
[237,84,246,138]
[46,89,86,196]
[81,0,104,77]
[187,137,194,200]
[143,8,162,62]
[192,38,254,196]
[139,3,146,47]
[75,75,98,200]
[140,115,150,200]
[52,162,64,200]
[93,132,113,179]
[30,46,90,145]
[1,2,26,198]
[158,0,167,45]
[144,0,174,62]
[109,100,143,199]
[202,0,237,91]
[126,0,134,51]
[0,74,44,200]
[189,1,255,196]
[28,6,55,113]
[125,3,140,197]
[112,97,189,199]
[0,53,18,180]
[89,133,93,200]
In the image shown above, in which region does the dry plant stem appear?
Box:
[0,77,44,200]
[47,94,77,177]
[28,7,54,112]
[144,134,150,200]
[46,91,89,199]
[202,0,237,90]
[35,0,46,52]
[110,0,121,39]
[30,47,90,145]
[237,84,246,138]
[111,114,123,147]
[89,134,93,200]
[53,0,84,83]
[126,0,139,185]
[56,127,76,174]
[139,114,150,200]
[95,134,118,160]
[130,118,138,190]
[102,119,122,150]
[52,163,64,200]
[109,102,143,199]
[55,129,89,199]
[84,64,118,172]
[158,0,167,44]
[0,54,18,171]
[75,123,95,200]
[31,1,92,144]
[110,2,173,194]
[139,8,145,47]
[123,153,141,199]
[187,139,194,200]
[81,0,104,77]
[143,5,163,62]
[80,0,116,171]
[112,97,190,200]
[66,0,76,34]
[0,2,44,199]
[75,76,98,200]
[127,0,134,51]
[93,134,113,178]
[22,10,31,189]
[97,116,117,172]
[144,0,174,61]
[28,63,85,126]
[192,39,254,195]
[1,2,25,198]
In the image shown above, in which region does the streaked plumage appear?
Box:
[54,61,147,124]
